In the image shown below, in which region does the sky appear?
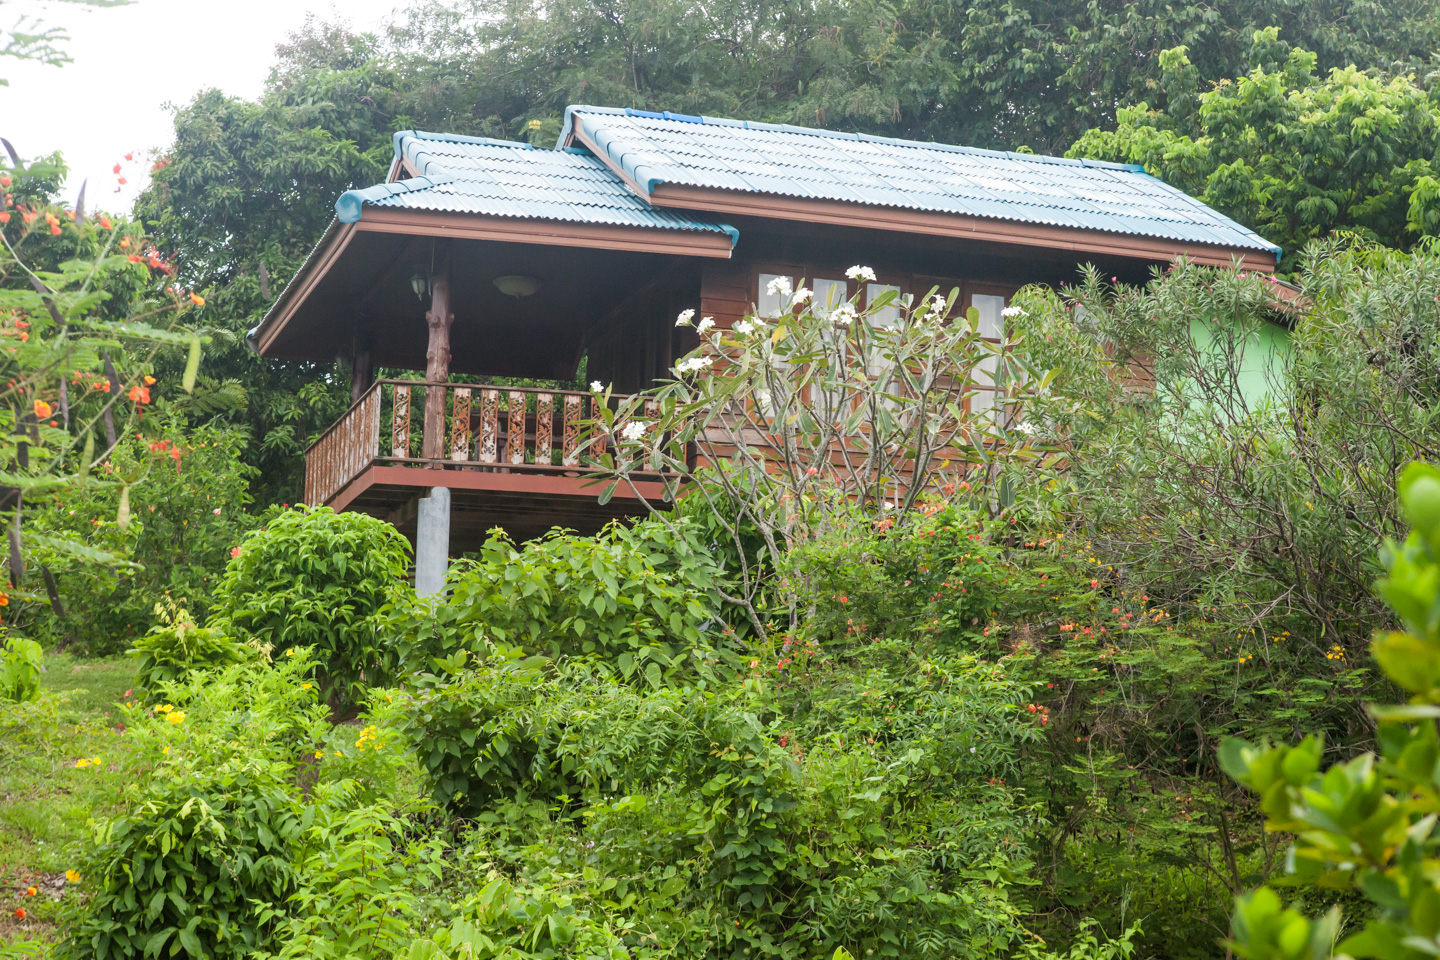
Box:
[1,0,404,212]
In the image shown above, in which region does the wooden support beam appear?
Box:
[422,244,454,464]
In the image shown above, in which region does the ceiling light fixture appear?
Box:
[493,275,539,298]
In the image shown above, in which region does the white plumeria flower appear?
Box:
[620,420,647,441]
[734,319,755,335]
[1015,420,1037,435]
[756,389,772,407]
[676,356,713,374]
[1001,305,1026,318]
[792,286,812,304]
[829,302,858,326]
[589,380,604,392]
[766,275,792,298]
[696,317,715,334]
[675,308,695,326]
[846,265,877,282]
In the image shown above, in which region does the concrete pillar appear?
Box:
[414,486,451,596]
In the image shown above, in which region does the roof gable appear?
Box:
[559,106,1280,257]
[334,129,737,241]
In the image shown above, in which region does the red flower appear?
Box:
[13,908,25,919]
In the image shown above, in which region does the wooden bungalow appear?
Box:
[251,105,1282,591]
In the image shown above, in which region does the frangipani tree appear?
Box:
[591,267,1055,639]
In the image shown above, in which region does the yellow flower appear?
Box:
[167,711,185,725]
[301,683,312,690]
[162,745,170,755]
[155,703,173,713]
[75,758,90,768]
[65,870,81,883]
[314,751,324,760]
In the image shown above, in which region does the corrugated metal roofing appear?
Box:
[333,130,738,242]
[559,106,1281,257]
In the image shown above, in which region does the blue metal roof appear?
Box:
[559,106,1281,257]
[334,130,738,243]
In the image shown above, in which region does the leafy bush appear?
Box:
[403,519,733,687]
[784,497,1013,651]
[0,635,43,702]
[393,638,1043,959]
[127,599,256,696]
[1222,461,1440,960]
[211,506,412,699]
[274,802,443,960]
[57,759,304,960]
[24,424,261,654]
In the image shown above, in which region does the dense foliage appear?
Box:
[1070,30,1440,258]
[212,507,412,699]
[10,2,1440,958]
[1222,460,1440,960]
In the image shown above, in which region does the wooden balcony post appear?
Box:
[422,244,453,465]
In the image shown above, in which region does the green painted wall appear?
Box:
[1188,316,1291,406]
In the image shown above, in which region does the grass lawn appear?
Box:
[1,654,134,951]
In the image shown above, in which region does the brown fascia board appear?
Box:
[255,219,360,357]
[646,182,1277,272]
[351,207,735,258]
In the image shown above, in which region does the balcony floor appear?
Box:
[328,464,670,551]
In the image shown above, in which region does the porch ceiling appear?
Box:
[257,230,694,379]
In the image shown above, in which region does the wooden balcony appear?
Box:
[304,380,673,546]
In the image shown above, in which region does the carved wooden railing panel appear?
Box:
[304,387,380,506]
[304,380,670,507]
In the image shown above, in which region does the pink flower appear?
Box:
[212,508,221,515]
[230,547,241,558]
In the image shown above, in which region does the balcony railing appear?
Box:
[304,380,665,507]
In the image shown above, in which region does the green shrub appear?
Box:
[211,506,412,699]
[23,424,262,653]
[0,635,43,703]
[57,759,304,960]
[784,497,1012,651]
[127,599,256,696]
[1221,460,1440,960]
[393,647,1043,960]
[274,802,443,960]
[404,519,733,687]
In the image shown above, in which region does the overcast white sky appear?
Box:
[1,0,405,212]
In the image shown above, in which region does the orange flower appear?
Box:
[230,546,242,558]
[13,907,25,919]
[128,385,151,404]
[0,212,9,224]
[117,176,127,185]
[189,292,205,307]
[0,175,10,186]
[0,594,10,607]
[119,236,130,249]
[100,215,113,230]
[25,886,36,896]
[49,225,61,235]
[33,400,52,419]
[144,375,156,385]
[101,381,112,392]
